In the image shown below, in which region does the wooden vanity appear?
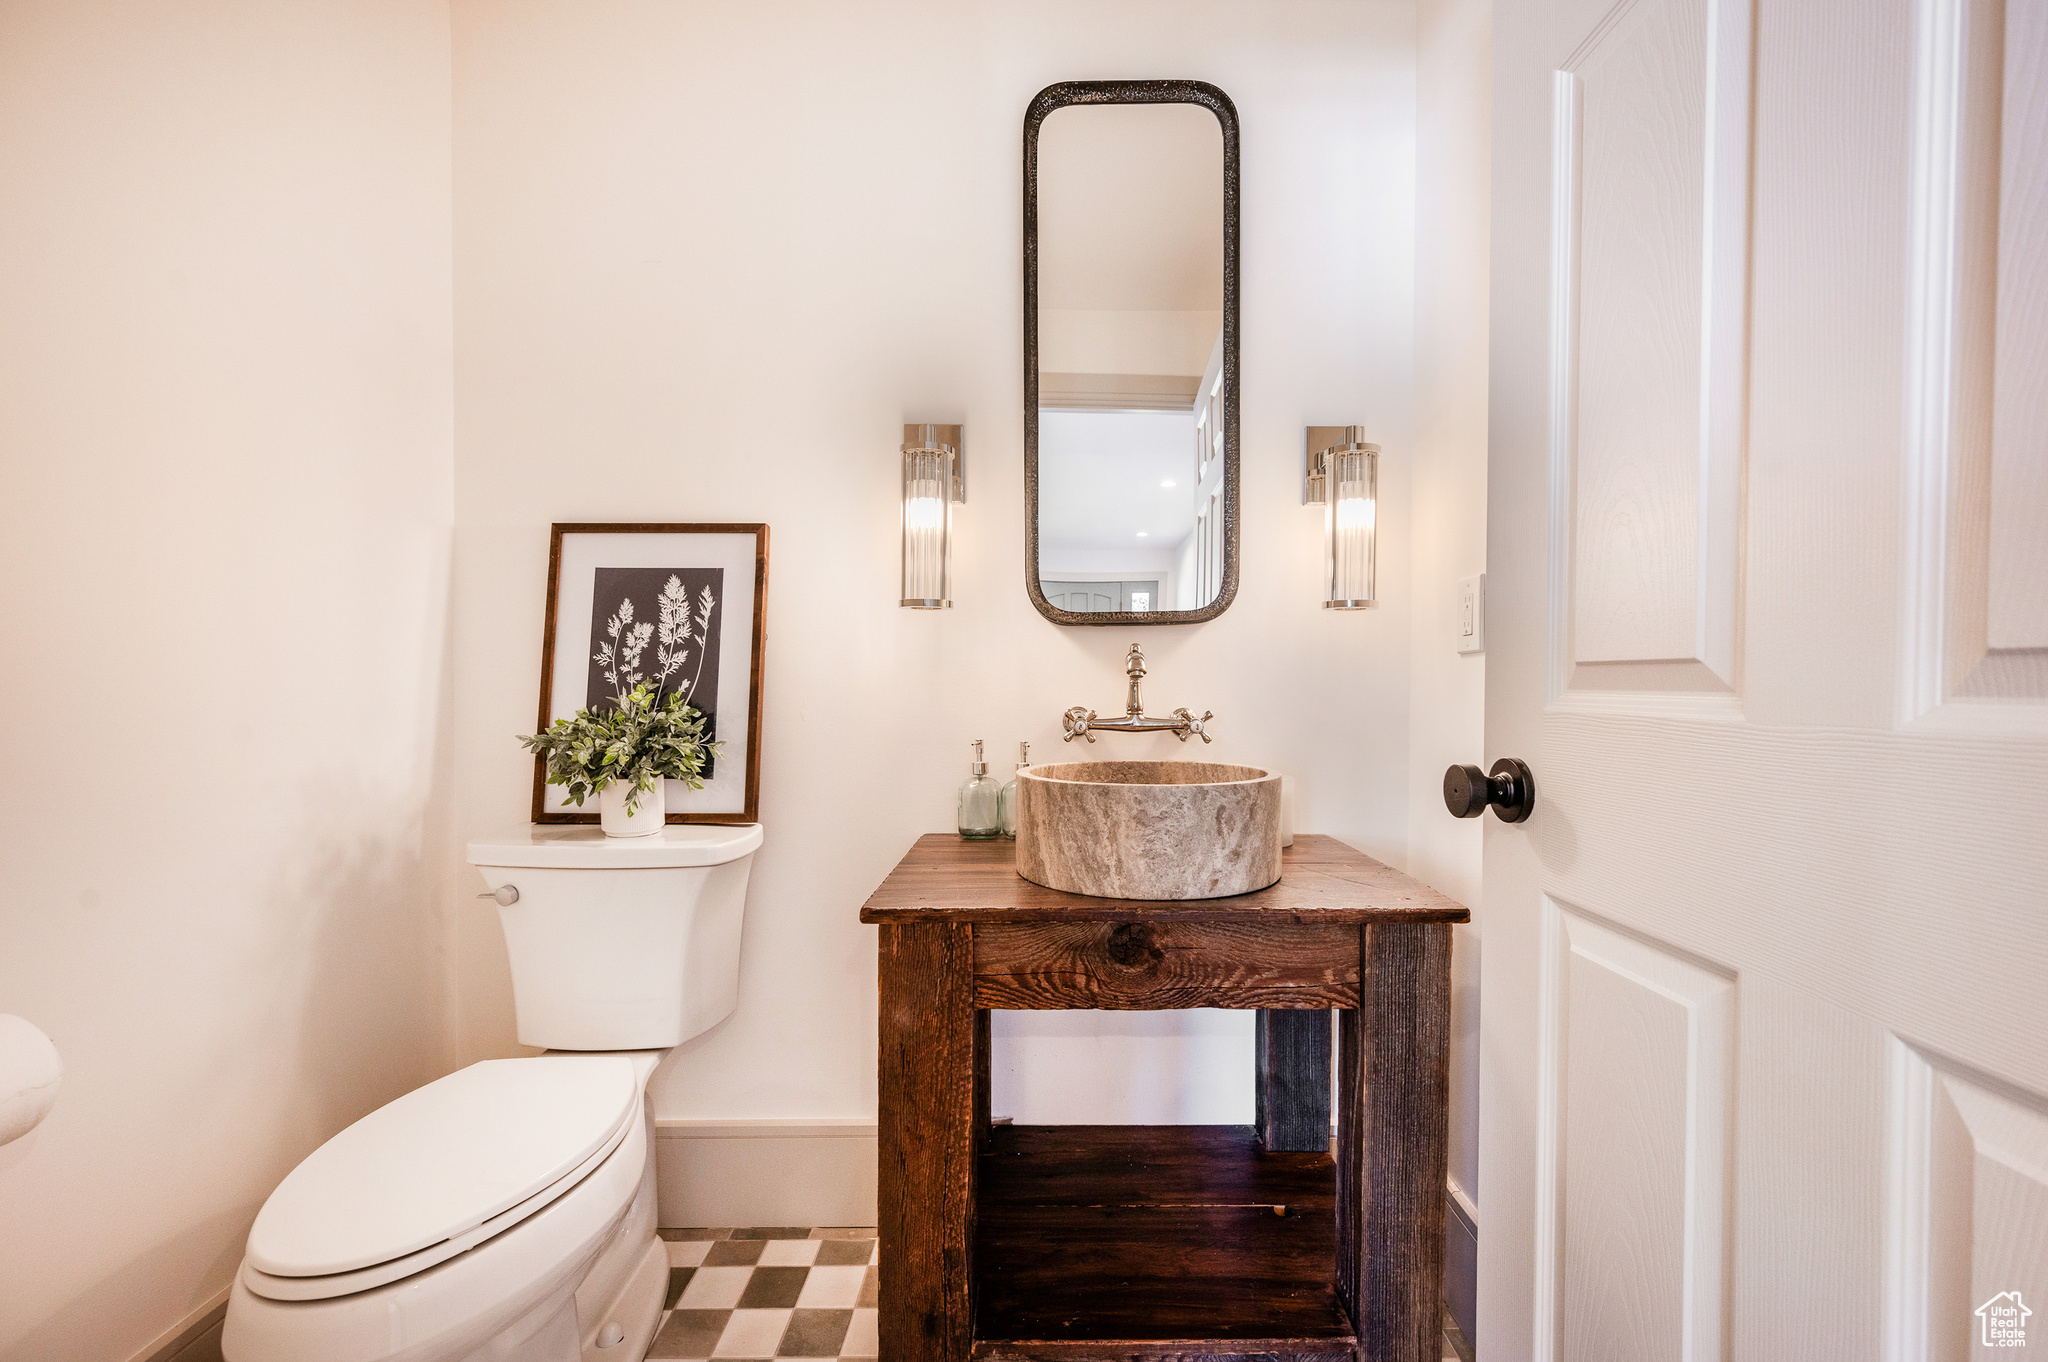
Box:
[860,834,1469,1362]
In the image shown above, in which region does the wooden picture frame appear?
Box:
[531,523,768,825]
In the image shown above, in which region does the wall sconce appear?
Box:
[901,423,964,609]
[1305,426,1378,609]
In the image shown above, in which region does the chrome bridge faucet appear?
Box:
[1062,644,1213,743]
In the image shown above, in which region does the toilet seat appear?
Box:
[240,1109,633,1301]
[242,1057,638,1302]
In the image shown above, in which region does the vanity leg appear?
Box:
[1335,923,1452,1362]
[878,924,977,1362]
[1254,1008,1333,1151]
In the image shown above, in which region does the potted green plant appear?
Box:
[518,681,719,837]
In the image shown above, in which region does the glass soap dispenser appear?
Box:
[957,739,1003,840]
[998,741,1030,839]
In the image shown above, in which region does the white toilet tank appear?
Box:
[467,823,764,1050]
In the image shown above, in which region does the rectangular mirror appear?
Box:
[1025,81,1239,625]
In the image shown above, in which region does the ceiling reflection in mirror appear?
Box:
[1027,87,1237,625]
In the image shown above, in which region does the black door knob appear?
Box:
[1443,758,1535,823]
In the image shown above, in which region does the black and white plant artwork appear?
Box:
[585,567,723,774]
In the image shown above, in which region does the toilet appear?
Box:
[223,822,763,1362]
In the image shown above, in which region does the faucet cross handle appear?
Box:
[1062,706,1097,743]
[1173,708,1215,744]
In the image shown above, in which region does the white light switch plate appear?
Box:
[1456,574,1485,654]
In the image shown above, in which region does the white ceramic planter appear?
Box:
[598,780,666,837]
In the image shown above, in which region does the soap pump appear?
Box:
[998,741,1030,839]
[957,739,1003,840]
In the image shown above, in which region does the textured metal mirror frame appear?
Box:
[1024,79,1241,627]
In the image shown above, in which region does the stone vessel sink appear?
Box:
[1014,761,1282,901]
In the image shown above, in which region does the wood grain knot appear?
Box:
[1105,922,1164,969]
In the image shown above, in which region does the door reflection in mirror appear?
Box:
[1037,410,1202,611]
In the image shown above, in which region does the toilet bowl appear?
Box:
[224,823,763,1362]
[225,1054,660,1362]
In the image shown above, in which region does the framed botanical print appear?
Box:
[532,523,768,824]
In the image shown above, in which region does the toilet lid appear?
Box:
[246,1058,639,1279]
[466,822,763,869]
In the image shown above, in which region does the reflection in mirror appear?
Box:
[1027,86,1236,624]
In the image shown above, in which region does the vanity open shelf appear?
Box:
[976,1124,1350,1357]
[861,835,1469,1362]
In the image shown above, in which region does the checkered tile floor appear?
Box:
[652,1226,1466,1361]
[650,1228,878,1360]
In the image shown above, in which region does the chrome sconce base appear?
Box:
[1303,426,1350,505]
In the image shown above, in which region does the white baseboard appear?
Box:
[129,1286,228,1362]
[1447,1174,1479,1230]
[655,1119,877,1229]
[653,1118,1467,1241]
[1444,1175,1478,1348]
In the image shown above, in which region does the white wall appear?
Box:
[0,1,1471,1347]
[447,0,1419,1132]
[0,2,455,1358]
[1408,0,1492,1210]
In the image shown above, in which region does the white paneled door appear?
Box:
[1481,1,2048,1359]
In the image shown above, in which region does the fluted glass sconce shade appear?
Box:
[901,423,964,608]
[1308,426,1377,609]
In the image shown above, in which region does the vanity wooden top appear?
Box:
[858,833,1470,925]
